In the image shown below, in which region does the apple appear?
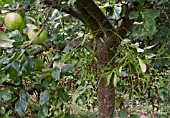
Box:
[4,12,26,32]
[27,25,47,45]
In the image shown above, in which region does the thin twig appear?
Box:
[22,5,53,49]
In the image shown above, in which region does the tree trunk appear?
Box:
[96,36,117,118]
[44,0,134,117]
[98,78,115,118]
[74,1,134,117]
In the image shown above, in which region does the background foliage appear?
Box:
[0,0,170,117]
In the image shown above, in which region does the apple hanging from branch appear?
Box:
[27,24,47,45]
[4,12,26,32]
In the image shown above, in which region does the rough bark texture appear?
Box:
[96,39,116,118]
[98,77,115,117]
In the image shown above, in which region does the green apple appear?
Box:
[27,25,47,45]
[4,12,26,32]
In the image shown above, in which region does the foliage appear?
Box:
[0,0,170,117]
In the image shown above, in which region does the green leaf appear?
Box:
[158,77,164,87]
[61,64,74,73]
[58,87,69,102]
[72,91,82,102]
[145,52,156,59]
[143,9,160,18]
[144,45,156,49]
[1,0,12,4]
[78,98,83,105]
[21,56,34,76]
[113,72,117,87]
[63,44,73,53]
[0,74,10,84]
[0,87,11,100]
[56,99,63,108]
[119,66,122,74]
[130,114,139,118]
[34,59,45,70]
[118,108,128,118]
[68,0,76,5]
[142,9,160,34]
[138,57,146,73]
[129,63,136,74]
[50,79,57,90]
[63,52,72,62]
[86,85,93,89]
[5,62,20,79]
[37,104,48,118]
[102,71,112,87]
[8,30,23,41]
[9,52,20,63]
[0,32,14,48]
[128,11,139,20]
[51,67,60,81]
[39,90,49,105]
[143,16,156,34]
[26,24,38,30]
[15,90,29,117]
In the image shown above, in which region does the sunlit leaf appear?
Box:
[137,48,144,52]
[138,57,146,72]
[26,24,38,29]
[68,0,76,5]
[0,32,14,47]
[113,72,117,87]
[113,5,122,20]
[145,52,156,59]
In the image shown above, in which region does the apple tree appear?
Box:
[0,0,169,117]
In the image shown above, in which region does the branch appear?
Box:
[2,82,23,87]
[75,0,116,35]
[22,5,53,49]
[31,40,93,56]
[44,0,86,24]
[74,5,102,38]
[55,4,86,24]
[117,3,136,37]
